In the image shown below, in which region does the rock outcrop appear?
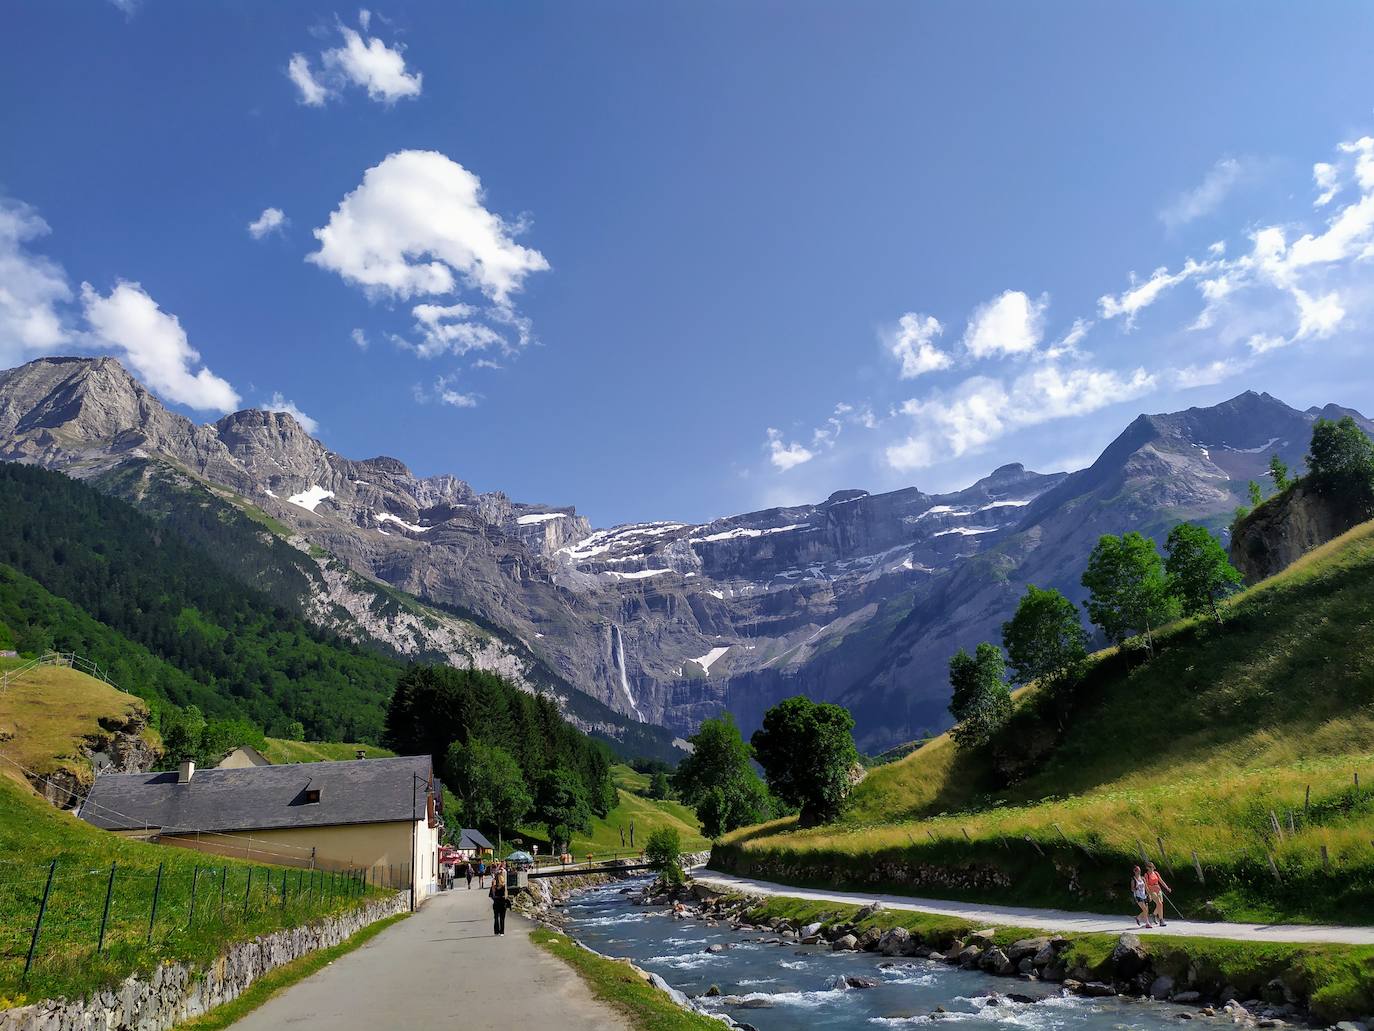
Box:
[1230,482,1372,583]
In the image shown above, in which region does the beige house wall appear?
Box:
[147,819,442,903]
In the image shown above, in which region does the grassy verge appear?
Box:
[531,928,720,1030]
[740,894,1374,1023]
[176,912,410,1030]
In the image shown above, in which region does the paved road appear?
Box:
[697,870,1374,945]
[230,886,630,1030]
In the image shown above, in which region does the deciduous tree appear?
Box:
[751,696,859,825]
[1001,585,1088,691]
[947,643,1012,749]
[1081,532,1179,656]
[1164,522,1243,624]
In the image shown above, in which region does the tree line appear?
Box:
[381,665,616,853]
[947,416,1374,752]
[668,695,860,836]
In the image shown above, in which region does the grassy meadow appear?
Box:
[717,518,1374,924]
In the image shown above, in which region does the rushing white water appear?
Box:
[563,881,1235,1031]
[612,623,644,722]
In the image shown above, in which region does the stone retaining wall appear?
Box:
[0,892,408,1031]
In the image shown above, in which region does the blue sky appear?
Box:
[4,2,1374,526]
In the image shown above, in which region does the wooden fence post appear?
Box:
[1305,784,1311,817]
[1269,811,1283,840]
[1190,849,1204,884]
[961,827,971,843]
[245,867,253,917]
[1321,845,1330,872]
[1266,852,1282,881]
[1156,837,1174,876]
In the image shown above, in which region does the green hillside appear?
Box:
[261,739,397,764]
[513,764,708,858]
[718,517,1374,924]
[0,462,399,743]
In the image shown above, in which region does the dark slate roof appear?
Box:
[79,755,433,834]
[457,828,493,850]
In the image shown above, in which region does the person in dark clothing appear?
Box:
[489,872,510,936]
[465,862,474,889]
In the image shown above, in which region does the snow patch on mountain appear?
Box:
[287,485,334,512]
[691,646,730,675]
[374,511,430,533]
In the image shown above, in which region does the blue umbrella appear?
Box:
[506,850,535,863]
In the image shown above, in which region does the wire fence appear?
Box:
[0,650,116,697]
[0,856,401,985]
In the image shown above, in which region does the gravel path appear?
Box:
[229,885,631,1030]
[696,870,1374,945]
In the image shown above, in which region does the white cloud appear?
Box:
[887,312,950,378]
[886,363,1154,472]
[351,327,369,349]
[106,0,138,15]
[1313,162,1340,207]
[261,392,319,433]
[766,428,815,471]
[1246,333,1287,355]
[323,26,422,104]
[1043,317,1091,360]
[406,302,505,358]
[247,207,287,240]
[309,150,549,305]
[961,290,1046,358]
[1173,357,1251,388]
[287,54,330,106]
[1208,240,1226,257]
[80,281,240,412]
[287,15,421,107]
[471,357,503,370]
[1159,157,1244,229]
[0,198,72,365]
[1293,288,1344,339]
[439,388,479,408]
[1098,259,1215,325]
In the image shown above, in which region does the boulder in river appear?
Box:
[1110,933,1149,977]
[832,934,860,951]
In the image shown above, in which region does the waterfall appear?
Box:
[612,623,644,723]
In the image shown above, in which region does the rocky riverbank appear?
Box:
[644,881,1348,1028]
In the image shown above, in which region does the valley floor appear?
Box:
[697,870,1374,945]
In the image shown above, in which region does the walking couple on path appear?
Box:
[1131,861,1171,927]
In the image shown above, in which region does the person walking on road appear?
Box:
[465,862,473,889]
[490,872,510,936]
[1144,861,1171,926]
[478,859,487,889]
[1130,865,1150,927]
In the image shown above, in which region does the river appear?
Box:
[562,880,1230,1029]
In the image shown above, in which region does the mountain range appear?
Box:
[2,355,1369,752]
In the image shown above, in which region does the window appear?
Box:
[304,788,321,804]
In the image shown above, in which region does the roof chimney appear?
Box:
[177,760,196,784]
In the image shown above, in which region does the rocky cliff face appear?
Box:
[1229,483,1371,584]
[1,357,1368,752]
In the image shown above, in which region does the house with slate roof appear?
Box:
[79,754,444,905]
